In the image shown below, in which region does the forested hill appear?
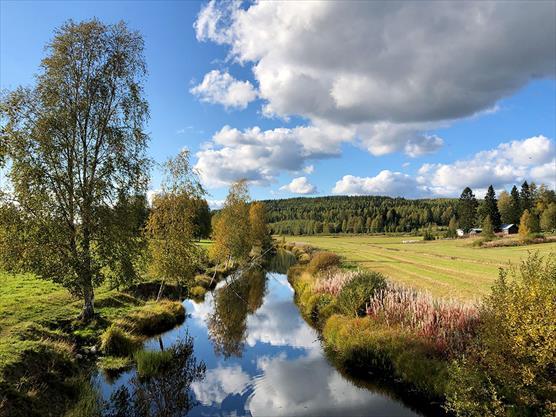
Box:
[261,195,458,235]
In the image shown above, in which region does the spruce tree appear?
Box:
[520,181,533,213]
[481,185,501,229]
[457,187,478,232]
[509,185,522,224]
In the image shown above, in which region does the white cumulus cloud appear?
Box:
[190,70,257,110]
[195,1,555,156]
[280,177,317,195]
[333,135,555,197]
[194,123,353,187]
[332,171,422,198]
[420,135,555,195]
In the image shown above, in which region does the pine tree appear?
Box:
[457,187,478,232]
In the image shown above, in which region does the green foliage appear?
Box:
[62,379,103,417]
[481,215,495,240]
[446,216,459,238]
[249,201,272,250]
[192,198,212,240]
[146,149,206,294]
[336,271,387,317]
[307,251,341,274]
[478,186,501,229]
[509,185,522,224]
[457,187,478,232]
[265,195,458,235]
[540,203,556,231]
[120,301,185,336]
[210,180,253,265]
[97,356,133,373]
[423,228,435,240]
[100,325,142,357]
[190,286,207,299]
[323,315,449,399]
[445,253,556,417]
[134,349,173,379]
[0,19,150,320]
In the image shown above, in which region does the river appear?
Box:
[95,252,427,416]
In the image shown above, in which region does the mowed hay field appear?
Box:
[283,235,556,300]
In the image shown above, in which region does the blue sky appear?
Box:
[1,1,555,205]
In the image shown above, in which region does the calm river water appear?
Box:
[95,253,427,416]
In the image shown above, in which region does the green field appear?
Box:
[284,235,556,300]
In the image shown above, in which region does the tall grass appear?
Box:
[312,268,358,296]
[366,282,479,356]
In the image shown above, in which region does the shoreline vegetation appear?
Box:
[282,241,555,416]
[0,258,240,417]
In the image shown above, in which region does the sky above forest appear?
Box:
[1,1,555,207]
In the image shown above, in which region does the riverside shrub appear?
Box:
[307,252,340,275]
[336,271,386,317]
[445,253,556,417]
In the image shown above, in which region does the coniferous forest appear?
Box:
[262,182,556,235]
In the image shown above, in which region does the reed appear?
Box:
[366,282,479,356]
[312,268,358,296]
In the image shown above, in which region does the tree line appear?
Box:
[456,182,556,236]
[262,183,555,236]
[263,196,459,235]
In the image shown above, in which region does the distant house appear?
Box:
[469,228,482,235]
[499,223,518,235]
[456,228,465,237]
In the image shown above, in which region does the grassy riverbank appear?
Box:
[0,272,185,417]
[283,235,556,299]
[286,244,555,416]
[287,264,450,403]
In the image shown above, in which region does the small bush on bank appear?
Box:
[194,274,213,289]
[134,349,173,379]
[99,325,141,356]
[97,356,133,373]
[336,271,386,317]
[298,252,311,263]
[190,285,207,299]
[121,300,185,336]
[307,252,341,274]
[423,229,435,241]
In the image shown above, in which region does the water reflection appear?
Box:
[104,336,206,417]
[208,269,266,357]
[267,249,297,274]
[97,259,424,417]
